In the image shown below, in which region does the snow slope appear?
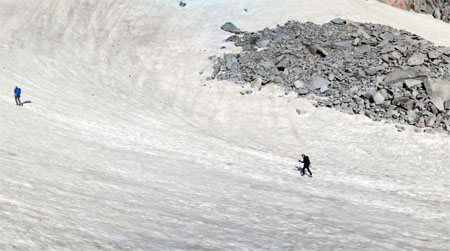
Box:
[0,0,449,250]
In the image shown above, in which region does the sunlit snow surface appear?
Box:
[0,0,449,250]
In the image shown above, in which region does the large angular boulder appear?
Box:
[311,75,331,90]
[382,67,429,85]
[424,78,450,112]
[372,91,385,105]
[407,53,426,66]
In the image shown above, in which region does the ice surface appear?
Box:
[0,0,449,250]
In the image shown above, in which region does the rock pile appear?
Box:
[211,20,450,133]
[378,0,450,23]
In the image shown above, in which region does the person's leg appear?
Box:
[301,167,306,175]
[306,167,312,176]
[18,95,21,105]
[15,96,19,105]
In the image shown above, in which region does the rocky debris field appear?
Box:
[210,19,450,134]
[435,0,450,22]
[379,0,450,23]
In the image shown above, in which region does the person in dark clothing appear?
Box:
[14,86,21,105]
[299,154,312,177]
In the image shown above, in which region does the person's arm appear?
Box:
[298,159,303,163]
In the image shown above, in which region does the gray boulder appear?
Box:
[407,53,426,66]
[320,85,329,94]
[373,91,385,105]
[425,115,436,127]
[293,80,305,89]
[380,32,394,42]
[311,75,331,90]
[364,88,377,99]
[445,100,450,110]
[298,89,309,95]
[211,65,220,79]
[331,18,345,24]
[257,40,270,48]
[428,51,440,59]
[276,57,290,71]
[424,78,450,111]
[349,86,359,94]
[251,76,263,90]
[358,45,370,54]
[225,55,238,71]
[221,22,241,34]
[404,79,423,89]
[392,97,415,110]
[382,67,428,85]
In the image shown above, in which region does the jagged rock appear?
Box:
[225,55,238,71]
[434,7,442,19]
[390,51,402,60]
[258,40,270,48]
[407,110,418,124]
[380,32,394,42]
[320,85,329,93]
[407,53,426,66]
[364,88,377,99]
[331,18,345,24]
[276,57,290,71]
[293,80,305,89]
[424,78,450,111]
[298,89,309,95]
[428,51,440,59]
[251,76,263,90]
[358,45,370,54]
[395,45,407,54]
[445,100,450,110]
[221,22,241,34]
[382,68,428,85]
[308,45,328,57]
[393,97,415,110]
[349,86,359,94]
[225,35,239,42]
[381,45,395,54]
[425,115,436,127]
[404,79,423,89]
[373,91,385,105]
[311,75,331,90]
[211,65,220,79]
[357,27,371,39]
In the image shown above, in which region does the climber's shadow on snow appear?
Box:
[295,166,303,175]
[21,100,32,105]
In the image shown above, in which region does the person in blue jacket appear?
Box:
[14,86,21,105]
